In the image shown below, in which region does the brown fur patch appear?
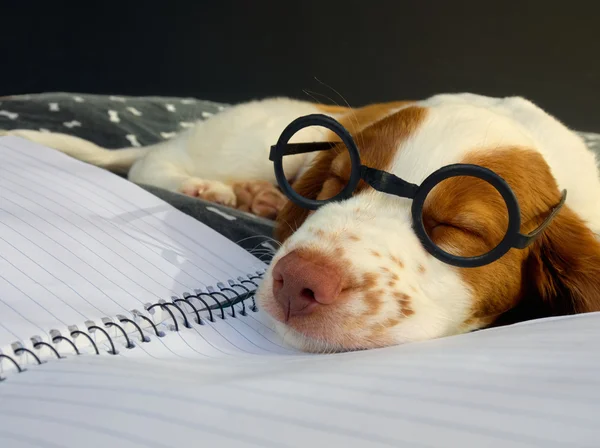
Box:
[359,272,379,291]
[520,207,600,317]
[423,147,600,325]
[364,289,384,316]
[394,292,411,302]
[275,103,426,242]
[316,101,414,135]
[403,308,415,317]
[370,250,381,258]
[391,256,405,269]
[394,292,414,317]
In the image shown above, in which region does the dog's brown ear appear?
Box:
[525,206,600,316]
[274,151,338,242]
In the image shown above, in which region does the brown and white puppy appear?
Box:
[6,93,600,353]
[258,94,600,352]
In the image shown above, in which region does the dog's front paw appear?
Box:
[232,180,287,219]
[179,178,237,207]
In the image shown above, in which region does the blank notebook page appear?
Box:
[0,136,266,354]
[1,312,599,448]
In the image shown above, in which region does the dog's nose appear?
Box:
[272,250,342,317]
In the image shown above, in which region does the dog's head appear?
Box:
[256,96,600,353]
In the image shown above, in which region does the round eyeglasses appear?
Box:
[269,114,567,268]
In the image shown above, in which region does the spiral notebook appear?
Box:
[1,136,599,448]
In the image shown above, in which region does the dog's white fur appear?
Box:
[4,93,600,352]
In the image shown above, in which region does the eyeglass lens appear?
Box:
[280,127,353,202]
[420,175,510,258]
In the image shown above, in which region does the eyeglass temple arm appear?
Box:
[269,142,339,161]
[360,166,420,199]
[513,189,567,249]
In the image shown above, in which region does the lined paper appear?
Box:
[2,136,600,447]
[1,312,599,447]
[0,136,266,357]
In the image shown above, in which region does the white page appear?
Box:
[0,312,598,448]
[0,137,266,358]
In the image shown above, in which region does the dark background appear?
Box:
[2,1,599,131]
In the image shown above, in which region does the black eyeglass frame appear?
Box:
[269,114,567,268]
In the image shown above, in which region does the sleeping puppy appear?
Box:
[5,93,600,353]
